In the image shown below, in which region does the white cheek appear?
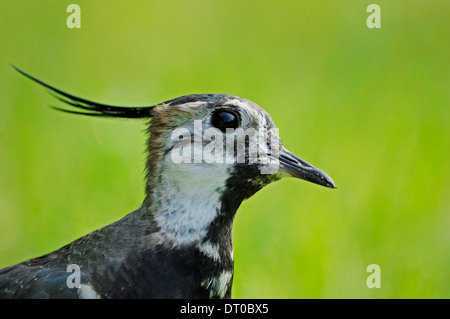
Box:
[163,159,230,193]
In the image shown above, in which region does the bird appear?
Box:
[0,66,336,299]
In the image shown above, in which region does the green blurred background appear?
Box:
[0,0,449,298]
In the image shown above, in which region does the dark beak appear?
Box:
[278,146,336,189]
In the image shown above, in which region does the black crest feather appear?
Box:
[12,65,155,118]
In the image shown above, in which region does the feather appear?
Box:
[11,65,155,118]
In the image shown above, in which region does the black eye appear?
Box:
[211,110,239,132]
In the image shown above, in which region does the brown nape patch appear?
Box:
[143,103,202,203]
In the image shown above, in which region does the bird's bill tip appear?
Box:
[278,146,337,189]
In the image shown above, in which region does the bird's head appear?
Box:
[146,94,336,202]
[13,67,336,210]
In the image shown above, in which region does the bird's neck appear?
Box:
[142,169,240,263]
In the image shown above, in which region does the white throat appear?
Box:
[154,185,223,246]
[151,156,231,251]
